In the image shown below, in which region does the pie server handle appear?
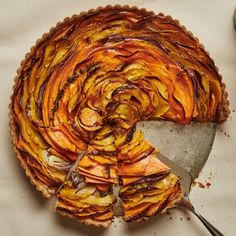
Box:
[178,195,225,236]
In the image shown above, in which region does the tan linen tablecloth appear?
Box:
[1,1,236,235]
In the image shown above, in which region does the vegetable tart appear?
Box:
[9,5,229,228]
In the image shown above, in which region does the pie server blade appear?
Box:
[158,153,192,194]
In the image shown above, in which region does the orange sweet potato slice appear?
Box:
[124,202,152,221]
[93,211,114,221]
[118,153,170,177]
[121,176,143,185]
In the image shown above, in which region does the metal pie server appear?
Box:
[158,153,224,236]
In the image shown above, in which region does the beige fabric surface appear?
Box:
[0,0,236,235]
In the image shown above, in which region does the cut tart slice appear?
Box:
[9,5,229,228]
[55,149,117,227]
[120,173,183,221]
[56,171,115,227]
[118,130,183,221]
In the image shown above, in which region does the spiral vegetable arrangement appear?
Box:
[10,6,229,227]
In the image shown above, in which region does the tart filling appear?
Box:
[9,5,229,227]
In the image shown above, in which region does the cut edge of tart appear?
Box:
[9,4,230,228]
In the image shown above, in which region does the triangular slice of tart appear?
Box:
[118,130,183,222]
[55,169,115,227]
